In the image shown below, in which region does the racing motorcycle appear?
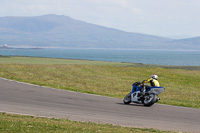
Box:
[123,82,165,106]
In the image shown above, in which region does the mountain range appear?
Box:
[0,14,199,50]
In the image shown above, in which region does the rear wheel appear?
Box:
[123,93,131,104]
[142,94,157,107]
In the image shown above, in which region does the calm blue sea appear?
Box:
[0,48,200,66]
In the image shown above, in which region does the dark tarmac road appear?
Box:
[0,78,199,132]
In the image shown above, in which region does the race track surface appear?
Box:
[0,78,199,132]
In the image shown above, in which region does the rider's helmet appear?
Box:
[151,74,158,80]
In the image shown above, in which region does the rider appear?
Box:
[138,74,160,97]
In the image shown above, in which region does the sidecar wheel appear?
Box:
[142,94,157,107]
[123,93,131,104]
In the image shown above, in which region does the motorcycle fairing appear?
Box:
[148,87,165,95]
[131,85,140,93]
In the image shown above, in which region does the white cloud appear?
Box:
[85,0,128,7]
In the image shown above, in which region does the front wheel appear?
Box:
[142,94,157,107]
[123,92,131,104]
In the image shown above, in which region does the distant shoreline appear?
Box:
[0,55,200,70]
[4,46,200,52]
[0,47,43,50]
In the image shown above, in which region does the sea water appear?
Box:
[0,48,200,66]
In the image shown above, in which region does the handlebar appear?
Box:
[132,82,140,86]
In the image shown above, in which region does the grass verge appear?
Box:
[0,112,173,133]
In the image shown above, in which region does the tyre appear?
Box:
[123,93,131,104]
[142,94,157,107]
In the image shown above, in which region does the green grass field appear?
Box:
[0,113,173,133]
[0,56,199,108]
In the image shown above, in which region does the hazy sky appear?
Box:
[1,0,200,38]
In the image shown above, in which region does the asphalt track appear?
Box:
[0,78,199,132]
